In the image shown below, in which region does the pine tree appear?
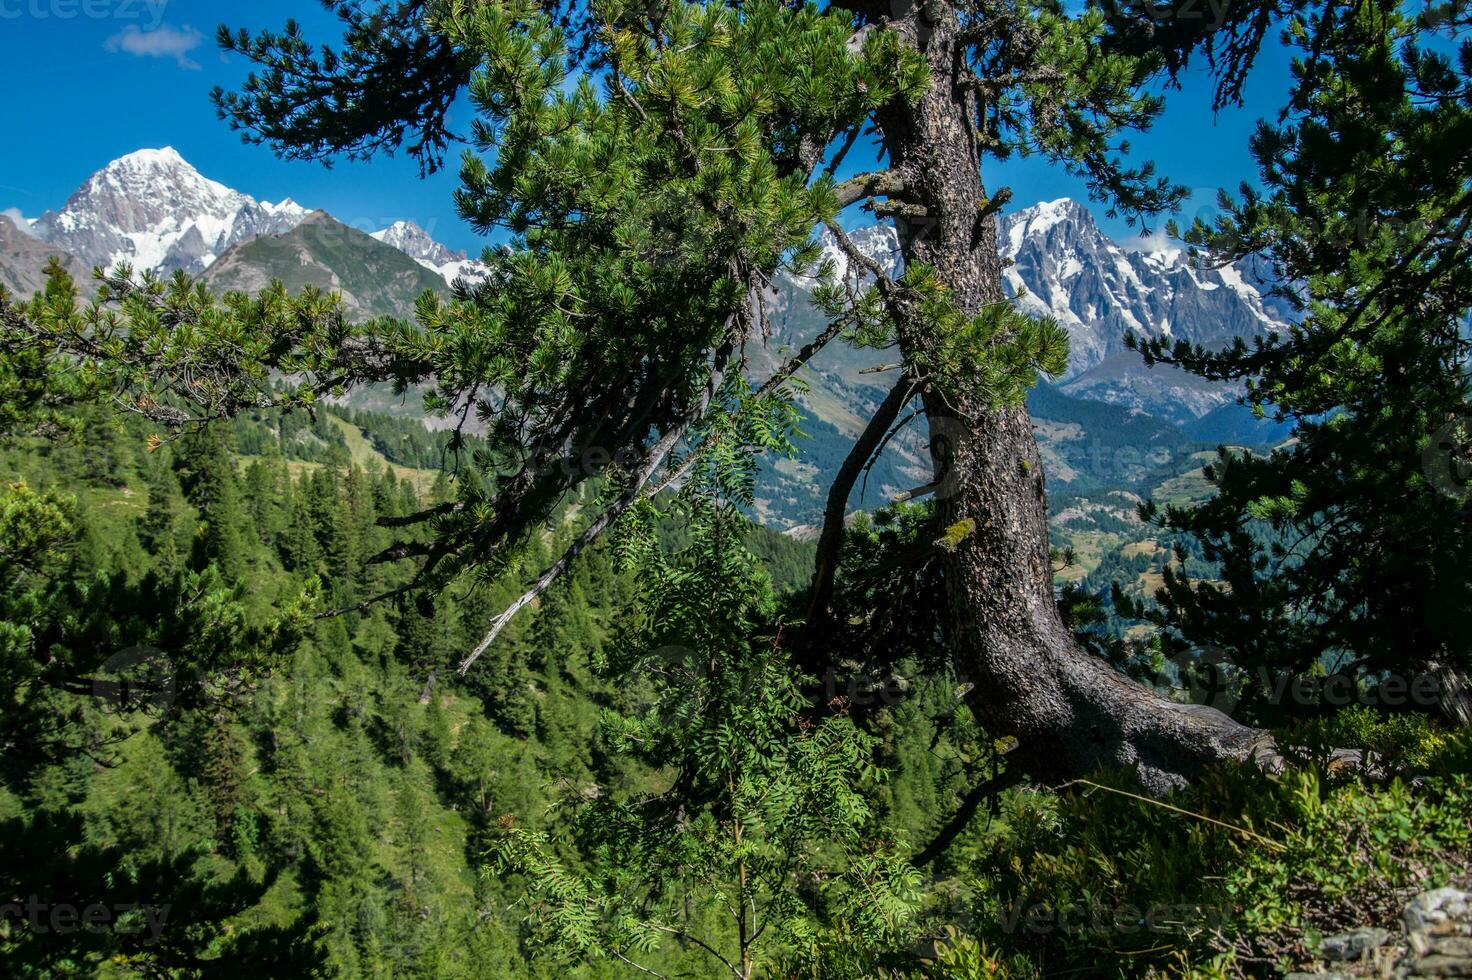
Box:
[185,0,1325,796]
[139,452,183,576]
[2,5,1404,928]
[241,457,290,553]
[179,428,250,583]
[201,710,249,855]
[1129,1,1472,724]
[280,475,325,574]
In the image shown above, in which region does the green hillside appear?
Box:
[201,213,449,322]
[0,403,847,976]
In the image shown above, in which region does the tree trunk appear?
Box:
[875,0,1272,794]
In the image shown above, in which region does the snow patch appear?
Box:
[1023,198,1077,236]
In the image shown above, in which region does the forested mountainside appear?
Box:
[198,213,453,324]
[0,406,838,977]
[4,397,1468,978]
[5,0,1472,976]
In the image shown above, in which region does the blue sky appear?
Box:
[0,0,1296,254]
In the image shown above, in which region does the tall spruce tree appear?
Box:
[139,452,183,576]
[178,427,250,583]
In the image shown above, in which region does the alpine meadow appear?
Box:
[2,0,1472,977]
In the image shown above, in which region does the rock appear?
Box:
[1406,889,1472,947]
[1322,927,1392,962]
[1398,887,1472,978]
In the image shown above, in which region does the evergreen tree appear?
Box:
[10,8,1469,977]
[498,496,919,976]
[281,473,325,573]
[200,709,249,855]
[187,0,1319,793]
[179,427,250,583]
[1129,1,1472,724]
[138,451,183,576]
[241,456,290,552]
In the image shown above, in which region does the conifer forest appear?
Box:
[1,1,1471,976]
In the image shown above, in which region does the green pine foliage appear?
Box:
[1127,1,1472,722]
[2,403,957,977]
[4,1,1472,977]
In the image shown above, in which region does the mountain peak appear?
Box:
[30,147,310,276]
[85,144,223,197]
[1003,198,1097,241]
[200,207,452,323]
[108,146,188,169]
[372,220,466,269]
[993,196,1291,400]
[88,147,221,199]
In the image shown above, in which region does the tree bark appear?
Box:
[874,0,1273,794]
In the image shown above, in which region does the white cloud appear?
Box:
[1,208,35,236]
[1122,187,1230,255]
[104,25,204,70]
[1119,227,1182,256]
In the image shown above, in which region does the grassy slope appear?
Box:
[201,215,448,323]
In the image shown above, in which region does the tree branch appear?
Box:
[834,170,908,208]
[911,766,1024,867]
[648,305,854,496]
[377,501,459,528]
[458,326,741,674]
[803,373,916,656]
[822,217,898,295]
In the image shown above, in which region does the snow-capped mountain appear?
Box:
[787,199,1295,421]
[802,224,905,284]
[30,148,308,276]
[371,219,491,286]
[1001,199,1295,420]
[371,220,463,268]
[1000,198,1290,377]
[22,148,489,287]
[9,147,1292,424]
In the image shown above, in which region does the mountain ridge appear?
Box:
[2,148,1294,446]
[775,199,1295,421]
[199,211,451,322]
[0,213,91,297]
